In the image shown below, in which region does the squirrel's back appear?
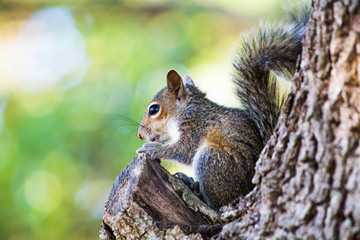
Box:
[233,9,310,144]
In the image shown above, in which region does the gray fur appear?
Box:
[233,9,310,143]
[137,9,309,209]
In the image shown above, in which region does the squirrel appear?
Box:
[136,10,309,209]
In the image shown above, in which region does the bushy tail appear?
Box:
[233,9,310,144]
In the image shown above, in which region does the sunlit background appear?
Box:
[0,0,285,239]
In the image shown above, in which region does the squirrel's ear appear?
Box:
[183,75,195,87]
[166,69,188,101]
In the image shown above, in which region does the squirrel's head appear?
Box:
[137,69,195,143]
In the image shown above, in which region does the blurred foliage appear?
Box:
[0,0,285,239]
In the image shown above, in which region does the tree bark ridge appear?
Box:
[219,1,360,239]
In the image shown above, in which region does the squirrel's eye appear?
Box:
[148,104,160,116]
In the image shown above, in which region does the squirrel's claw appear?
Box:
[136,142,162,159]
[136,147,146,154]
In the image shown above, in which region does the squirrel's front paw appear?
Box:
[136,142,163,159]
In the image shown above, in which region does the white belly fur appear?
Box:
[166,119,180,144]
[192,142,208,181]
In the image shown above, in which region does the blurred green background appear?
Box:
[0,0,285,239]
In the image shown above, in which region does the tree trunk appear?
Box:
[100,0,360,239]
[219,0,360,239]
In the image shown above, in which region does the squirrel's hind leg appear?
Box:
[194,145,255,209]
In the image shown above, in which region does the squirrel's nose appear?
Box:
[137,132,143,140]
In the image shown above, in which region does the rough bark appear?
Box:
[219,0,360,239]
[100,0,360,239]
[99,154,221,240]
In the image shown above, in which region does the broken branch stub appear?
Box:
[100,154,221,239]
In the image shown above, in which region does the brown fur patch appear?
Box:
[206,128,230,149]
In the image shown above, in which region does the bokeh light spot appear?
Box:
[0,7,88,92]
[24,170,63,214]
[75,180,112,219]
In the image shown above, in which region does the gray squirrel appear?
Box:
[136,10,309,209]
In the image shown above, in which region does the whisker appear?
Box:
[111,114,140,128]
[139,124,152,132]
[138,88,150,108]
[105,113,142,136]
[127,129,138,138]
[116,115,140,125]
